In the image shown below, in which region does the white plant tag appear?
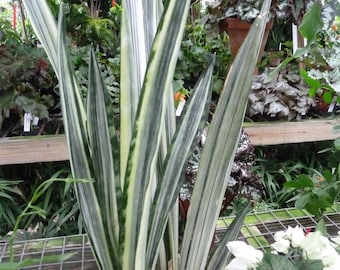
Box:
[5,109,10,118]
[23,113,32,132]
[175,99,186,117]
[32,116,39,125]
[327,99,336,113]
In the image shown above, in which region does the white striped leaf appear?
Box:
[87,50,121,267]
[179,1,273,269]
[146,55,215,269]
[122,0,191,268]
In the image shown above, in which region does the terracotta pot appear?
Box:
[219,17,273,62]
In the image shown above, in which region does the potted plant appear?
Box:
[206,0,276,61]
[22,0,273,269]
[205,0,317,63]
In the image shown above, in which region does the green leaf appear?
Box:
[283,175,314,188]
[323,169,333,182]
[119,2,145,185]
[301,260,324,270]
[316,218,327,235]
[300,69,320,89]
[300,68,321,97]
[298,2,323,44]
[265,46,310,83]
[260,253,296,270]
[0,91,15,110]
[295,193,312,209]
[323,91,333,104]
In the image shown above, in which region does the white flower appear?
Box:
[331,231,340,247]
[300,231,340,267]
[324,255,340,270]
[271,239,290,254]
[271,226,305,253]
[226,241,263,270]
[285,226,305,247]
[273,230,286,242]
[227,228,340,270]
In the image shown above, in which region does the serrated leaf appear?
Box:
[283,175,314,188]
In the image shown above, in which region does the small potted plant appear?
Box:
[206,0,313,60]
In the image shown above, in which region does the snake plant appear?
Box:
[22,0,272,269]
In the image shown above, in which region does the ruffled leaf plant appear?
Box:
[22,0,272,269]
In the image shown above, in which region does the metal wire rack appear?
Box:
[0,234,98,269]
[1,205,340,269]
[216,204,340,253]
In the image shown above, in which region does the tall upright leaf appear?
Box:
[122,0,191,268]
[146,55,215,269]
[87,50,121,266]
[56,7,116,270]
[22,0,58,74]
[180,1,272,269]
[120,0,148,185]
[23,0,277,269]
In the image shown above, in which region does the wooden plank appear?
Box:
[244,118,340,146]
[0,118,339,165]
[0,135,69,165]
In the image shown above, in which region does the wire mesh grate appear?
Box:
[0,234,98,270]
[1,206,340,268]
[216,204,340,252]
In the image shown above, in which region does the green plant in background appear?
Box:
[175,18,231,95]
[253,157,307,209]
[282,127,340,227]
[300,16,340,107]
[0,163,84,239]
[0,9,58,135]
[252,142,335,210]
[267,1,339,85]
[64,1,120,53]
[0,42,57,117]
[0,179,23,236]
[0,174,87,270]
[23,1,272,270]
[284,170,340,221]
[206,0,314,24]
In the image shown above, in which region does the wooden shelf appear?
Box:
[1,118,339,165]
[0,135,68,165]
[244,118,339,146]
